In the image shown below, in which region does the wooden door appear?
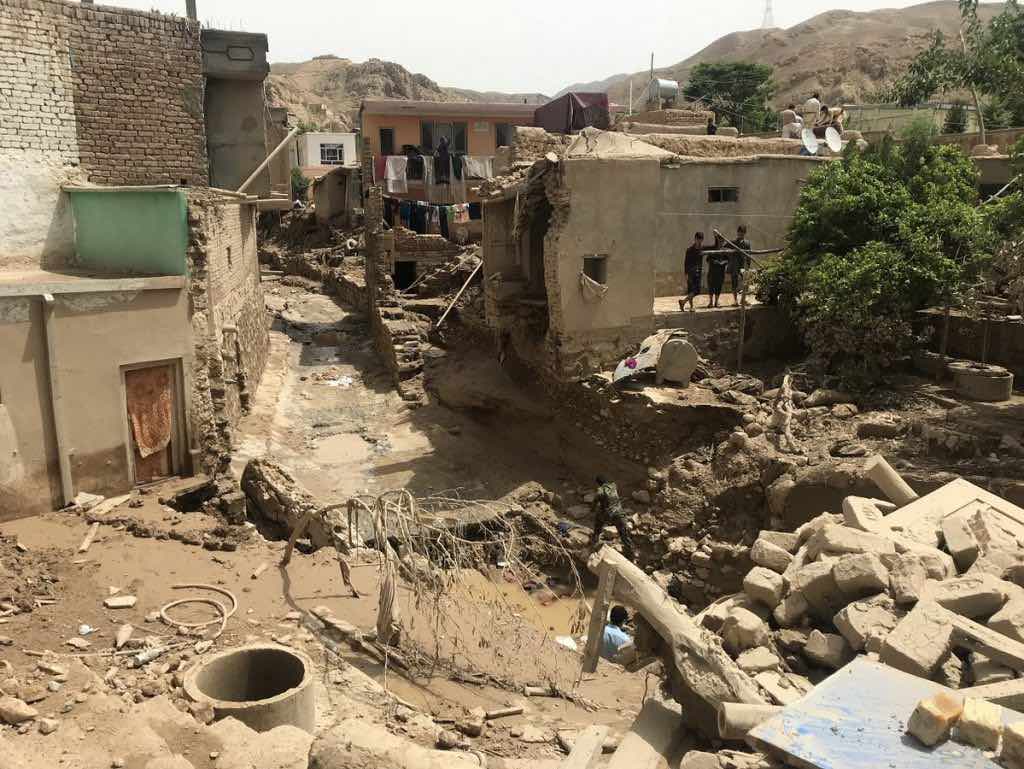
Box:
[124,365,175,484]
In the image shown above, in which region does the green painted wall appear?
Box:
[68,189,188,276]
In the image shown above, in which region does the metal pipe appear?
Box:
[40,294,74,505]
[236,126,301,194]
[435,262,482,329]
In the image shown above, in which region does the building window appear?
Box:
[583,254,608,284]
[420,121,468,153]
[708,187,740,203]
[320,143,344,165]
[495,123,513,148]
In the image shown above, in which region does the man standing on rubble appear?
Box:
[590,476,636,561]
[678,231,705,312]
[728,225,752,305]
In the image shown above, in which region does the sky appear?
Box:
[101,0,973,95]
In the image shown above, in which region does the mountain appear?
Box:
[267,55,546,131]
[558,1,999,109]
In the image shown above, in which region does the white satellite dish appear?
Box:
[801,128,819,156]
[825,127,843,152]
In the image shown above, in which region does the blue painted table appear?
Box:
[748,657,1021,769]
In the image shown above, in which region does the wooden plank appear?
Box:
[581,563,616,674]
[959,678,1024,711]
[77,522,100,553]
[560,725,608,769]
[748,657,1012,769]
[607,697,682,769]
[947,607,1024,671]
[88,494,130,517]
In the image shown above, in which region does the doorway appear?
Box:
[394,261,417,291]
[380,128,395,157]
[123,363,180,485]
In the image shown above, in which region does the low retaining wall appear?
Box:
[920,308,1024,381]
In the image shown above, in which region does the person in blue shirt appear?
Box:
[600,605,633,661]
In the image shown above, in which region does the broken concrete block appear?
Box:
[37,718,59,735]
[970,652,1015,686]
[988,598,1024,644]
[795,513,843,546]
[103,595,137,609]
[955,697,1003,751]
[934,652,968,690]
[744,567,785,609]
[736,647,781,675]
[803,630,852,670]
[810,524,897,558]
[880,601,954,678]
[721,608,771,654]
[832,553,890,597]
[755,670,813,706]
[751,539,793,574]
[758,530,800,554]
[889,553,929,606]
[857,416,904,439]
[787,560,845,620]
[942,515,980,572]
[772,591,809,628]
[907,692,963,747]
[842,496,886,531]
[924,575,1006,619]
[833,594,901,651]
[1002,722,1024,769]
[0,697,37,724]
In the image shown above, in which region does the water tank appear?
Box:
[649,79,679,101]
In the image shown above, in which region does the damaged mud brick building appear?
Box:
[0,0,282,518]
[480,128,820,379]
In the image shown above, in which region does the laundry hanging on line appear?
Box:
[385,156,409,194]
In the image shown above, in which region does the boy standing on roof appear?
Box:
[729,225,752,305]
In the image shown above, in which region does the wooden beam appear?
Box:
[581,563,616,674]
[560,725,608,769]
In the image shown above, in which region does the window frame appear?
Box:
[707,187,740,203]
[319,142,344,165]
[582,254,609,285]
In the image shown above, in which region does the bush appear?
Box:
[291,167,309,202]
[942,102,969,133]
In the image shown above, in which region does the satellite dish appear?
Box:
[801,128,819,156]
[825,127,842,152]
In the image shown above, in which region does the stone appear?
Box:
[750,539,793,574]
[66,637,91,650]
[775,629,811,653]
[805,388,854,407]
[832,553,890,597]
[880,602,954,678]
[787,560,845,620]
[773,591,809,627]
[989,598,1024,644]
[0,636,11,647]
[833,594,901,651]
[104,595,138,609]
[721,608,771,654]
[956,697,1003,751]
[795,513,842,546]
[631,489,651,505]
[924,575,1006,619]
[809,524,896,558]
[942,515,980,572]
[188,701,215,725]
[832,403,859,418]
[889,554,929,606]
[755,671,813,706]
[744,567,785,609]
[37,662,67,677]
[934,653,968,690]
[907,692,964,747]
[857,416,904,439]
[456,707,486,738]
[0,697,37,724]
[737,647,781,674]
[803,630,852,670]
[37,718,59,735]
[759,530,800,553]
[970,653,1015,686]
[766,477,795,516]
[841,497,885,531]
[1002,722,1024,769]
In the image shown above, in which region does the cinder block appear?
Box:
[942,514,980,571]
[924,575,1006,619]
[907,692,964,747]
[809,524,897,558]
[880,601,954,678]
[832,553,890,597]
[889,553,930,606]
[833,594,901,651]
[956,697,1003,751]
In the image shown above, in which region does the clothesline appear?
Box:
[374,153,495,199]
[381,195,482,240]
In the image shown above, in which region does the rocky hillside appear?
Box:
[558,1,999,108]
[267,55,546,131]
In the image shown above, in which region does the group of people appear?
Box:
[780,92,846,140]
[678,226,752,311]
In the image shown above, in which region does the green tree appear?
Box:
[756,129,992,386]
[290,167,309,202]
[683,62,777,132]
[942,101,969,133]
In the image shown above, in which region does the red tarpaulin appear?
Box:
[534,92,610,134]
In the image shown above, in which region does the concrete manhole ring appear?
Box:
[183,643,315,733]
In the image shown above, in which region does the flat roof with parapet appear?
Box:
[360,99,538,120]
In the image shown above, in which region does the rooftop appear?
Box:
[0,269,185,298]
[360,99,538,120]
